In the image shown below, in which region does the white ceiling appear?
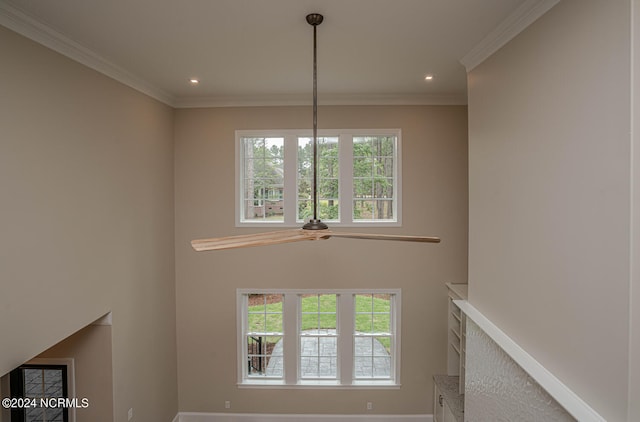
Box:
[0,0,554,107]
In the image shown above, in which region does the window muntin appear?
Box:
[238,289,400,387]
[237,130,400,227]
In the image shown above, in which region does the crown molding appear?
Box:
[174,93,467,108]
[459,0,561,72]
[0,0,469,108]
[0,0,176,106]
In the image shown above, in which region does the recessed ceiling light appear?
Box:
[189,78,199,85]
[424,75,434,81]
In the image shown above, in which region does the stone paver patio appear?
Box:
[265,330,390,378]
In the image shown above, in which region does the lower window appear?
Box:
[238,289,401,387]
[9,364,69,422]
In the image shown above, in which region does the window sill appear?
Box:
[238,380,401,389]
[236,221,401,228]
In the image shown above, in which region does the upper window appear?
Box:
[237,289,401,388]
[236,129,401,227]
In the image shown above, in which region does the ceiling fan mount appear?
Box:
[306,13,324,26]
[190,13,441,251]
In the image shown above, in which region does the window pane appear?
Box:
[375,293,392,308]
[319,178,339,199]
[319,200,339,221]
[298,179,312,199]
[353,179,372,199]
[298,200,312,221]
[353,157,373,178]
[374,336,392,355]
[43,369,63,397]
[21,366,67,422]
[352,136,396,222]
[301,294,337,331]
[247,294,283,333]
[247,314,265,333]
[300,335,337,379]
[373,356,391,377]
[353,200,374,220]
[242,137,285,222]
[245,294,284,379]
[374,313,391,333]
[355,313,373,333]
[353,137,372,157]
[382,157,394,177]
[301,313,318,329]
[375,179,393,199]
[247,335,283,378]
[300,294,338,379]
[354,294,393,380]
[25,407,44,422]
[297,137,340,222]
[354,337,392,379]
[355,293,372,311]
[23,369,43,397]
[375,200,394,219]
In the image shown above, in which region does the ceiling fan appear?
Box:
[191,13,440,252]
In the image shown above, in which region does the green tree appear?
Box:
[298,137,339,221]
[353,136,394,220]
[243,137,284,219]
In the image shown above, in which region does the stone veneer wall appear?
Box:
[465,319,575,421]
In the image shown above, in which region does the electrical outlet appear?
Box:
[128,408,133,420]
[366,402,373,411]
[225,400,231,409]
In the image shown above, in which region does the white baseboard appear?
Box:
[174,412,432,422]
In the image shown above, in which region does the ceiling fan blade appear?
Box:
[325,231,441,243]
[191,229,324,251]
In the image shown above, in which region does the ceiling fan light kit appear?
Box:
[190,14,440,251]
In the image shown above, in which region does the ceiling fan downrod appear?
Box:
[302,13,328,231]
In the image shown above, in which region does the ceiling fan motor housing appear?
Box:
[303,219,329,230]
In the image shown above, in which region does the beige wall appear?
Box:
[174,105,468,414]
[468,1,633,420]
[630,0,640,418]
[0,322,114,422]
[0,26,178,421]
[34,323,114,422]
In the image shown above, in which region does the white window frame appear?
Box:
[236,129,402,227]
[237,289,401,389]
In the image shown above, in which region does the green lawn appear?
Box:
[247,294,391,334]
